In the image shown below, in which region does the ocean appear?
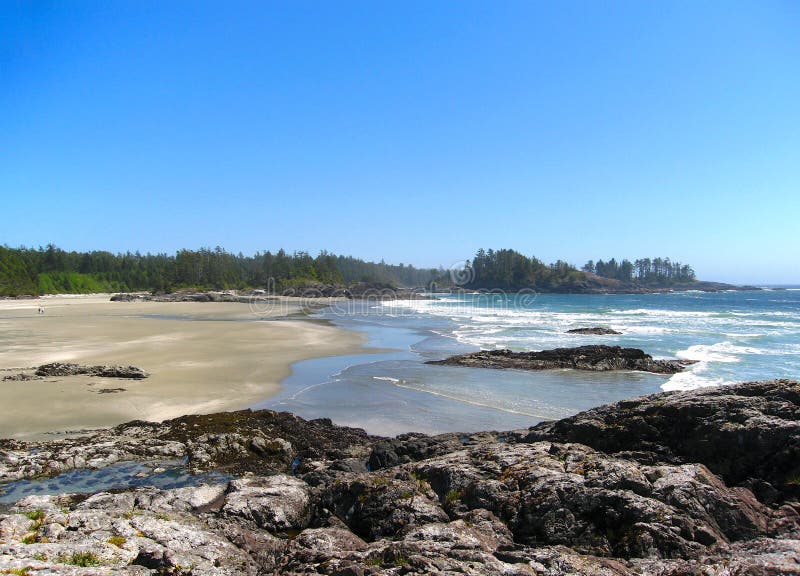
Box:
[255,289,800,437]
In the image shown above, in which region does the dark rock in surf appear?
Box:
[427,345,694,374]
[566,327,622,335]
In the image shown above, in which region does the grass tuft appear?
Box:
[23,510,45,521]
[60,552,101,567]
[444,489,464,504]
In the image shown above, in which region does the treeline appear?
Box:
[0,245,441,296]
[0,245,702,297]
[582,258,696,283]
[455,250,698,290]
[462,249,584,290]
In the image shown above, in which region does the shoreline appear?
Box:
[0,294,371,440]
[0,279,767,304]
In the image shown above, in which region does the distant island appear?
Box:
[447,249,758,294]
[0,245,758,297]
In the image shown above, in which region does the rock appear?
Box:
[527,379,800,503]
[110,292,145,301]
[428,345,695,374]
[34,362,149,379]
[222,475,311,533]
[110,286,436,303]
[130,513,255,573]
[632,537,800,575]
[410,441,781,559]
[162,411,375,476]
[311,470,450,541]
[163,483,228,511]
[249,435,293,462]
[1,488,257,575]
[566,327,622,335]
[285,526,368,565]
[0,409,376,484]
[344,282,434,301]
[368,431,501,471]
[94,365,149,379]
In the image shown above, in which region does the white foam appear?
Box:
[676,341,764,363]
[373,376,401,383]
[611,308,716,318]
[662,370,731,392]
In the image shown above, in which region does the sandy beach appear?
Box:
[0,294,367,439]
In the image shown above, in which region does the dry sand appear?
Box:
[0,294,367,439]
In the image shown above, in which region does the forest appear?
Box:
[582,258,696,283]
[462,249,585,290]
[459,250,698,290]
[0,245,701,297]
[0,245,442,296]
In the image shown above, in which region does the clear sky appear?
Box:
[2,1,799,284]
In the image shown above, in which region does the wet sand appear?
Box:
[0,295,367,439]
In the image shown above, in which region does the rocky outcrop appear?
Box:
[0,410,376,483]
[110,291,260,303]
[428,345,695,374]
[343,282,433,301]
[543,272,762,294]
[367,431,501,471]
[566,327,622,335]
[527,379,800,504]
[1,381,799,575]
[34,362,149,379]
[110,284,435,303]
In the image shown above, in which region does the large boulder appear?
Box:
[222,475,311,533]
[309,470,449,541]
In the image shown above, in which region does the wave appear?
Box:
[610,308,717,318]
[676,342,764,363]
[662,370,732,392]
[368,293,800,394]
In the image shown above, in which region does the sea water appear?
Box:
[256,289,800,436]
[0,460,230,505]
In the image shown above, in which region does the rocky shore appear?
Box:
[543,273,763,294]
[110,283,433,304]
[442,277,762,295]
[1,380,798,574]
[428,345,695,374]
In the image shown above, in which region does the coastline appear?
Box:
[0,294,369,440]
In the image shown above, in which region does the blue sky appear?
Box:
[2,1,798,283]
